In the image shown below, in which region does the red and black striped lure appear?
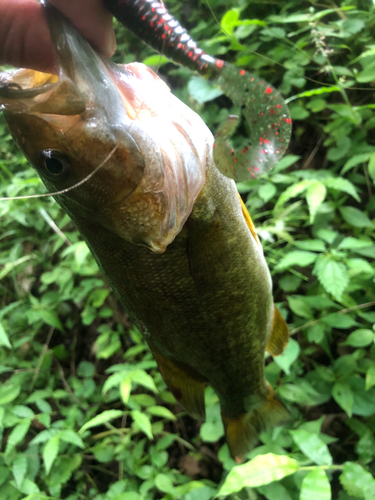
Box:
[103,0,292,181]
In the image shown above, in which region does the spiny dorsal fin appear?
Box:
[266,306,289,357]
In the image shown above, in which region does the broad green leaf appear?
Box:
[0,321,11,348]
[313,256,349,300]
[59,430,85,449]
[36,310,64,332]
[332,382,353,417]
[342,329,374,348]
[275,179,312,207]
[188,77,223,104]
[274,154,301,172]
[5,420,31,455]
[293,239,326,252]
[142,54,169,67]
[340,206,374,228]
[324,177,360,201]
[0,382,21,405]
[341,152,375,174]
[365,364,375,391]
[155,473,174,494]
[130,369,158,393]
[258,481,292,500]
[290,429,332,465]
[120,377,132,404]
[221,8,240,36]
[340,462,375,499]
[146,406,176,421]
[276,251,318,270]
[17,478,40,495]
[217,453,299,496]
[43,435,60,475]
[131,410,153,439]
[300,468,331,500]
[274,338,300,375]
[259,183,277,203]
[79,409,123,434]
[306,181,326,222]
[338,237,373,250]
[287,296,314,319]
[12,454,28,489]
[368,153,375,181]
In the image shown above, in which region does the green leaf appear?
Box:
[368,153,375,181]
[313,256,349,300]
[0,321,11,348]
[276,251,318,270]
[273,338,300,375]
[0,381,21,405]
[12,454,28,489]
[155,473,174,494]
[188,77,223,104]
[5,420,31,455]
[287,296,314,319]
[59,430,85,449]
[365,364,375,391]
[120,377,132,404]
[79,409,123,434]
[130,369,158,393]
[338,237,373,250]
[131,410,153,439]
[217,453,299,496]
[332,382,354,417]
[293,239,326,252]
[274,154,300,172]
[324,177,360,201]
[342,329,374,348]
[290,429,332,465]
[142,54,169,67]
[341,152,375,174]
[36,310,64,332]
[146,406,176,420]
[300,469,331,500]
[340,462,375,499]
[340,206,374,228]
[259,183,277,203]
[258,482,292,500]
[306,181,327,222]
[43,435,60,475]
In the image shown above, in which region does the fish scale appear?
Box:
[0,2,290,461]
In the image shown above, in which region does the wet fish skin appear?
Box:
[0,4,289,462]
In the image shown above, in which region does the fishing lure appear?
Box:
[103,0,292,181]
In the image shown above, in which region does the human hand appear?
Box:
[0,0,116,72]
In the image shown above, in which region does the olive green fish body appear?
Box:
[0,3,289,461]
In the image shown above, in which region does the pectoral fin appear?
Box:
[266,306,289,356]
[150,346,206,420]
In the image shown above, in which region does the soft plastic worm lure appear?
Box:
[103,0,292,181]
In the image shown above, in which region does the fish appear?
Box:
[0,2,289,462]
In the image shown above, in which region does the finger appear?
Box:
[49,0,116,58]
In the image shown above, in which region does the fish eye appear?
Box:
[40,149,71,179]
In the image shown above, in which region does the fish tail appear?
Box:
[222,384,289,463]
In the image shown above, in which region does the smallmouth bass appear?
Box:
[0,3,289,461]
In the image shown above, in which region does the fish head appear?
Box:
[0,2,210,253]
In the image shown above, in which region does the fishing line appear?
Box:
[0,145,118,201]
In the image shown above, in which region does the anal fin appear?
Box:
[266,306,289,357]
[222,384,289,463]
[150,346,206,420]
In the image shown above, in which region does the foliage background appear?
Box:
[0,0,375,498]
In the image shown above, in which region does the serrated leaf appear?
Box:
[313,256,349,300]
[5,420,31,455]
[146,406,176,420]
[290,429,332,465]
[12,454,28,489]
[300,468,331,500]
[340,462,375,498]
[43,435,60,475]
[340,206,374,228]
[79,409,123,434]
[342,329,374,348]
[60,430,84,449]
[276,251,318,270]
[273,338,300,375]
[306,181,327,222]
[0,321,11,348]
[131,410,153,439]
[218,453,299,495]
[332,382,353,417]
